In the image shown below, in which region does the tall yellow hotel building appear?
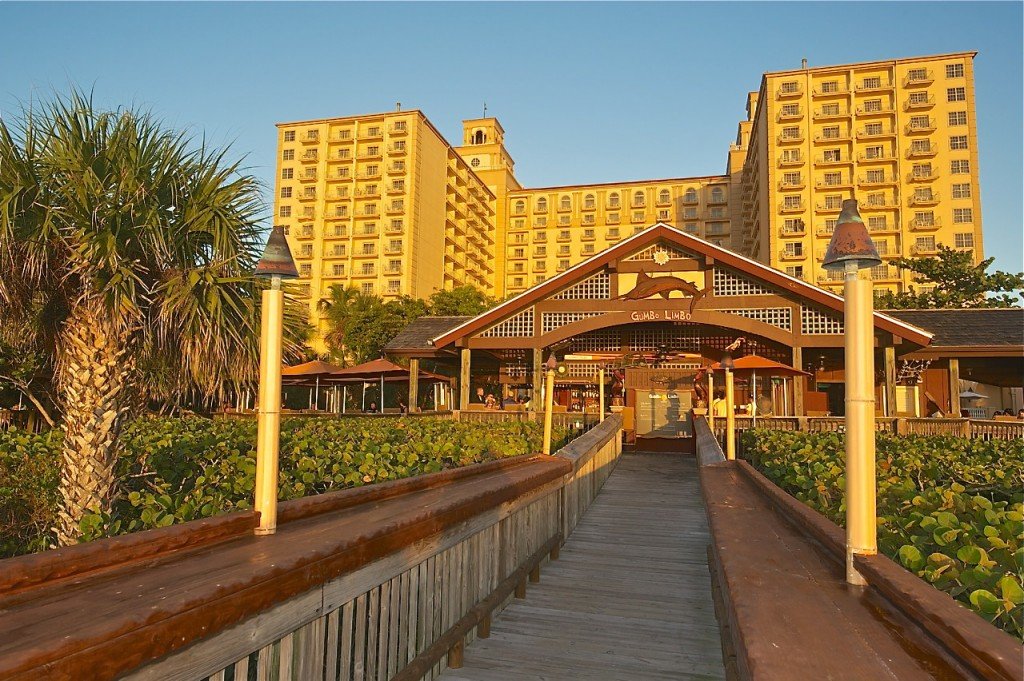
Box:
[275,52,983,347]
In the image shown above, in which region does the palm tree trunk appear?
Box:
[55,302,132,546]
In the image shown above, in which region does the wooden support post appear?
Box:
[408,358,420,413]
[515,579,527,599]
[707,371,715,429]
[448,640,464,668]
[532,348,543,413]
[948,358,960,416]
[529,565,540,583]
[477,614,491,639]
[550,544,560,561]
[598,368,606,422]
[543,367,555,456]
[792,346,805,416]
[725,370,736,460]
[459,348,471,411]
[884,346,897,417]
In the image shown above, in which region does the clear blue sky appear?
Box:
[2,2,1021,272]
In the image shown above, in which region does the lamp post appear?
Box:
[253,226,299,536]
[542,353,557,455]
[722,353,736,460]
[822,198,882,585]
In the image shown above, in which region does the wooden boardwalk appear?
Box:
[440,452,726,681]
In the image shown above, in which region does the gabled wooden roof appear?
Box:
[431,223,933,348]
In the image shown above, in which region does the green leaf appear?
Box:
[998,576,1024,606]
[898,545,925,571]
[969,589,1001,615]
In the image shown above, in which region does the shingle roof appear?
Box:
[384,316,473,352]
[885,309,1024,347]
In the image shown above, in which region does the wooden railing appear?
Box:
[454,409,603,436]
[712,415,1022,445]
[0,415,623,681]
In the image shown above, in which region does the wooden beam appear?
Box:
[532,348,543,411]
[792,346,805,416]
[884,346,897,417]
[408,358,419,413]
[459,349,471,411]
[948,358,960,415]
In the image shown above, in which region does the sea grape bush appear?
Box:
[743,429,1024,638]
[1,416,566,557]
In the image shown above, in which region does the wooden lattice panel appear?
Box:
[480,307,535,338]
[552,272,611,300]
[718,307,793,331]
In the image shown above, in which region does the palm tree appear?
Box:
[317,284,364,364]
[0,91,307,545]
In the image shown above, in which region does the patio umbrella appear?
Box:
[281,359,347,410]
[327,358,451,412]
[709,354,810,423]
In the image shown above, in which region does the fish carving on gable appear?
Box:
[617,269,711,313]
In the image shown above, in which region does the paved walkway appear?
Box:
[440,452,726,681]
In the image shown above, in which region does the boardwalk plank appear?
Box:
[438,453,725,681]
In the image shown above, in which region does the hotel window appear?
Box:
[783,126,801,139]
[912,163,932,178]
[280,187,292,198]
[391,160,404,171]
[558,245,570,255]
[337,168,350,178]
[279,206,292,217]
[915,236,936,252]
[362,283,374,295]
[361,262,375,275]
[865,169,885,183]
[390,200,403,211]
[911,139,931,153]
[872,240,888,255]
[559,215,571,225]
[333,245,347,256]
[821,103,840,116]
[581,214,595,225]
[535,275,546,284]
[684,223,697,233]
[387,280,401,294]
[607,227,619,237]
[513,219,525,229]
[948,111,968,126]
[953,208,973,223]
[632,211,644,222]
[362,243,376,255]
[390,219,403,230]
[534,261,546,271]
[283,131,295,142]
[608,212,620,222]
[535,216,547,227]
[866,193,886,206]
[865,122,883,135]
[781,104,800,116]
[363,222,377,234]
[558,230,570,240]
[392,121,407,131]
[785,266,804,280]
[906,68,928,82]
[821,126,839,139]
[710,187,725,203]
[863,99,882,112]
[513,277,524,288]
[784,242,803,257]
[658,210,670,220]
[513,248,525,258]
[945,63,964,78]
[300,244,313,257]
[583,229,595,239]
[823,149,842,162]
[947,87,966,102]
[824,195,842,210]
[865,145,884,159]
[949,135,968,150]
[558,259,570,270]
[951,183,971,199]
[302,207,315,218]
[281,168,294,179]
[824,172,842,186]
[951,159,971,174]
[303,187,317,199]
[392,141,406,152]
[867,216,886,230]
[367,146,380,156]
[582,244,595,254]
[511,263,524,273]
[608,193,620,208]
[783,195,802,209]
[584,194,595,209]
[914,212,935,226]
[908,92,929,105]
[282,149,295,161]
[338,149,351,159]
[332,264,345,276]
[560,195,572,210]
[514,200,525,213]
[388,259,402,272]
[367,126,381,136]
[782,149,801,162]
[658,189,671,204]
[709,207,725,218]
[338,130,352,140]
[954,232,974,248]
[908,116,930,130]
[783,218,802,233]
[536,197,548,212]
[392,180,405,191]
[820,81,839,93]
[914,188,934,202]
[780,81,799,93]
[684,207,698,219]
[388,239,402,252]
[684,188,698,203]
[300,264,312,276]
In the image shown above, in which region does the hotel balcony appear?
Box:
[856,127,896,140]
[814,154,852,166]
[387,163,406,175]
[907,170,939,183]
[857,152,892,164]
[384,245,403,255]
[812,107,850,120]
[296,226,315,239]
[868,222,899,234]
[858,174,896,187]
[388,124,408,135]
[778,249,807,261]
[855,80,894,93]
[911,244,940,256]
[299,172,318,183]
[385,224,404,235]
[298,191,317,202]
[300,152,319,163]
[776,85,804,99]
[780,223,807,237]
[327,174,351,183]
[327,153,353,164]
[777,154,804,167]
[855,104,895,116]
[778,179,805,191]
[811,84,849,97]
[332,133,354,143]
[387,145,406,156]
[301,131,320,144]
[814,203,842,214]
[776,107,803,122]
[814,225,834,237]
[905,146,938,159]
[355,187,381,198]
[903,96,936,111]
[361,128,384,140]
[778,201,805,214]
[904,119,936,134]
[776,133,805,145]
[908,192,941,207]
[903,70,934,87]
[357,149,383,160]
[813,131,851,144]
[386,204,405,215]
[816,178,853,190]
[861,198,899,211]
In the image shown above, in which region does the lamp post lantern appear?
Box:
[823,198,882,585]
[253,226,299,535]
[542,353,558,456]
[721,353,736,460]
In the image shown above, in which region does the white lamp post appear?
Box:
[822,199,882,585]
[252,226,298,536]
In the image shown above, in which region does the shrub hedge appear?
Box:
[1,416,566,558]
[743,429,1023,638]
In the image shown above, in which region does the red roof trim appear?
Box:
[431,223,933,348]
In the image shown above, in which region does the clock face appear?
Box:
[653,249,670,266]
[471,158,481,167]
